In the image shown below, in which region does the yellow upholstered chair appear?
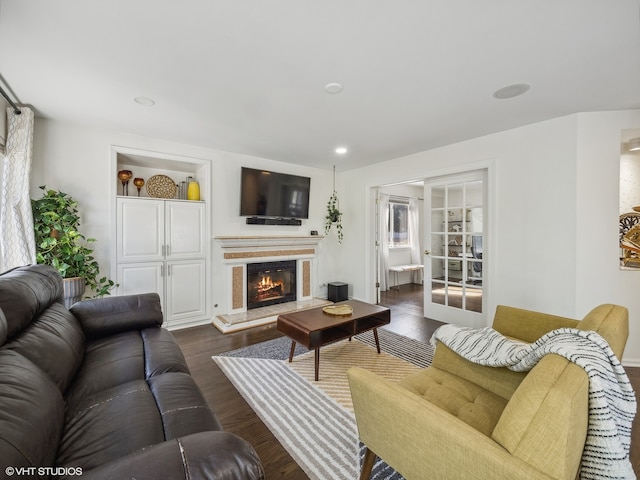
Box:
[348,304,630,480]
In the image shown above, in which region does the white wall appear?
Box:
[575,112,640,366]
[338,111,640,365]
[30,111,640,364]
[31,118,339,319]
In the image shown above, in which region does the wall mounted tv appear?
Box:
[240,167,311,219]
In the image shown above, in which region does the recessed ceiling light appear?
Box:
[134,96,155,106]
[335,147,348,155]
[493,84,530,100]
[325,83,343,94]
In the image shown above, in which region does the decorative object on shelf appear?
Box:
[31,186,117,306]
[619,212,640,269]
[322,304,353,316]
[117,170,132,196]
[324,165,343,243]
[146,174,177,198]
[133,177,145,196]
[187,176,200,201]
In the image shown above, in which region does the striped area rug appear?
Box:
[287,340,422,411]
[213,329,434,480]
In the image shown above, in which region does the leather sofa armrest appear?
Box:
[347,367,550,480]
[70,293,163,340]
[74,431,264,480]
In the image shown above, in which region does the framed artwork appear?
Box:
[619,131,640,269]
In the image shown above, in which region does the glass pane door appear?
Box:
[424,171,485,326]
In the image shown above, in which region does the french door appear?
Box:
[424,170,486,327]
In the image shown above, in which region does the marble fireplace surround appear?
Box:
[213,235,331,333]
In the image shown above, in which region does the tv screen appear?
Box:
[240,167,311,219]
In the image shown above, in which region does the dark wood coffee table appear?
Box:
[276,299,391,381]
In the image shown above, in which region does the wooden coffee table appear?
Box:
[276,299,391,381]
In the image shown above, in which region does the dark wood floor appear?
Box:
[172,284,639,478]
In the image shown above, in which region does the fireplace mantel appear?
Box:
[213,235,326,333]
[215,235,324,249]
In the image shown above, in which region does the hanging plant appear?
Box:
[324,190,343,242]
[324,166,343,243]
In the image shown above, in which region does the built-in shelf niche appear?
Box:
[115,149,208,200]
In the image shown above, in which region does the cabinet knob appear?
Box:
[424,250,431,255]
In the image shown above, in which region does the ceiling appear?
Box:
[1,1,639,171]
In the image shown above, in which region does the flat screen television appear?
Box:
[240,167,311,219]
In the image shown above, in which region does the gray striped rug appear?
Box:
[213,329,434,480]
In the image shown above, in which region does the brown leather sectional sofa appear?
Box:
[0,264,264,479]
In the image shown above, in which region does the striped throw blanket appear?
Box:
[431,325,637,480]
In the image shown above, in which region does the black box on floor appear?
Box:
[328,282,348,302]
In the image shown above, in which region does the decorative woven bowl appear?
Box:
[146,175,177,199]
[322,304,353,316]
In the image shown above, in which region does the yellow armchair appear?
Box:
[348,304,630,480]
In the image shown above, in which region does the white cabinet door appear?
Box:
[116,262,164,303]
[165,201,205,259]
[116,198,206,327]
[165,259,206,325]
[117,199,164,262]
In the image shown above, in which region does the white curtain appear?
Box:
[378,193,390,291]
[408,197,424,283]
[0,107,36,272]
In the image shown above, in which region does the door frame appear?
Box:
[369,158,496,326]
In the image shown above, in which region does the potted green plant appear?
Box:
[31,186,116,307]
[324,190,343,243]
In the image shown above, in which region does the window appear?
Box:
[388,201,409,247]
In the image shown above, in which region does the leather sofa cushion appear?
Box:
[399,366,508,437]
[0,309,7,346]
[0,350,65,470]
[58,379,166,471]
[0,264,63,339]
[64,331,145,407]
[148,372,222,439]
[142,327,191,377]
[6,302,84,393]
[60,327,222,471]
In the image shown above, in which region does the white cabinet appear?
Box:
[116,197,206,327]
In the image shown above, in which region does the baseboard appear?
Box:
[165,316,211,331]
[622,357,640,368]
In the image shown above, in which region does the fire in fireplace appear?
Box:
[246,260,297,309]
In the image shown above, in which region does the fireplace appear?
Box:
[246,260,297,310]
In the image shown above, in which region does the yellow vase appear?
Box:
[187,180,200,201]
